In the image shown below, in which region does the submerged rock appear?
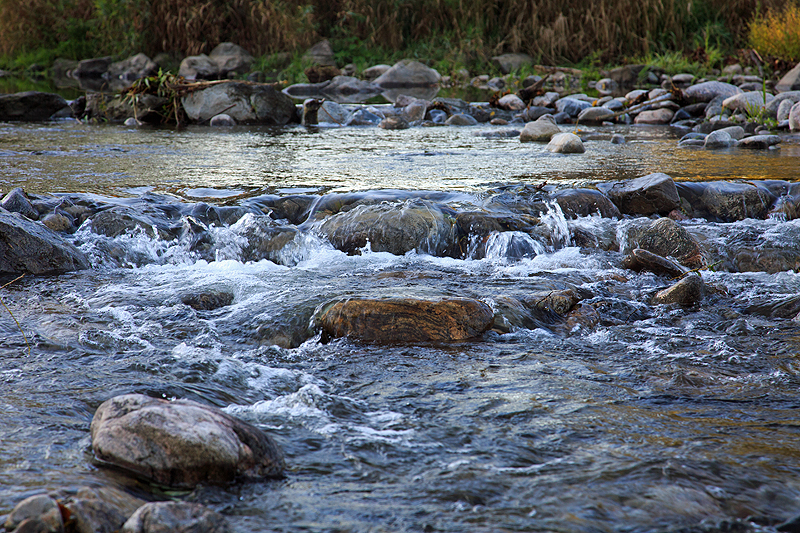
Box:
[65,486,145,533]
[700,181,774,221]
[552,189,620,219]
[121,501,231,533]
[315,297,493,343]
[0,210,89,275]
[90,394,285,488]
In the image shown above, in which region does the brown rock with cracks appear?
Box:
[652,275,704,306]
[316,297,493,343]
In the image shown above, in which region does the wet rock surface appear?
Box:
[315,297,494,343]
[90,393,285,488]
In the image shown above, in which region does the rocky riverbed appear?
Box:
[2,45,800,532]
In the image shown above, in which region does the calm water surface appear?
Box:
[1,119,800,532]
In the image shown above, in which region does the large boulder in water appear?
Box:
[315,198,460,257]
[0,210,88,275]
[683,81,741,103]
[598,172,680,216]
[0,91,68,121]
[90,393,285,488]
[700,181,774,221]
[182,81,296,124]
[519,115,561,142]
[627,217,706,269]
[315,297,493,343]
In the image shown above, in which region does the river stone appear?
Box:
[790,102,800,132]
[181,290,234,311]
[178,54,218,80]
[445,113,478,126]
[519,115,560,142]
[322,75,381,99]
[634,108,674,124]
[552,189,620,219]
[4,495,63,533]
[722,91,774,113]
[0,210,89,275]
[316,297,493,343]
[703,130,737,149]
[402,101,427,122]
[317,100,350,125]
[374,60,441,88]
[497,93,525,111]
[2,188,39,220]
[577,106,615,124]
[621,248,686,278]
[316,198,458,257]
[209,42,253,77]
[379,116,410,130]
[599,173,680,216]
[767,91,800,116]
[776,62,800,92]
[181,82,296,125]
[90,206,173,240]
[555,97,591,118]
[105,53,158,84]
[738,135,781,149]
[652,275,704,306]
[65,487,145,533]
[90,393,285,488]
[209,113,236,126]
[546,132,585,154]
[700,181,774,221]
[42,212,75,232]
[630,217,706,269]
[0,91,68,121]
[683,81,742,103]
[121,501,231,533]
[734,249,800,274]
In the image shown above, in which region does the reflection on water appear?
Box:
[1,120,798,199]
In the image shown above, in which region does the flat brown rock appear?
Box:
[316,297,493,343]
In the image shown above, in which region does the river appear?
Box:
[2,118,800,532]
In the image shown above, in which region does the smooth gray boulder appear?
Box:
[790,102,800,132]
[0,210,88,275]
[634,108,674,124]
[738,135,781,149]
[4,494,63,533]
[90,393,285,488]
[683,81,741,103]
[722,91,774,113]
[0,91,68,121]
[555,97,591,118]
[181,82,296,124]
[122,502,231,533]
[519,115,560,142]
[546,132,585,154]
[577,106,615,124]
[599,173,680,216]
[703,130,737,149]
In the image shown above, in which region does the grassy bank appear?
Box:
[0,0,796,77]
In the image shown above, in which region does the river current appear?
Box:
[2,118,800,532]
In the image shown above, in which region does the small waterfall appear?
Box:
[483,231,547,261]
[540,200,571,249]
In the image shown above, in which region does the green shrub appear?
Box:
[748,2,800,62]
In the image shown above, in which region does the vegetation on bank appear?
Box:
[0,0,798,82]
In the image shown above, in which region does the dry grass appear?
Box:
[0,0,794,64]
[748,1,800,62]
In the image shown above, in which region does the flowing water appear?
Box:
[2,118,800,532]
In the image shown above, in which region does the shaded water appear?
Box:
[2,119,800,532]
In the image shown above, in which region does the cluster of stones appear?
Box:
[4,393,284,533]
[2,40,800,139]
